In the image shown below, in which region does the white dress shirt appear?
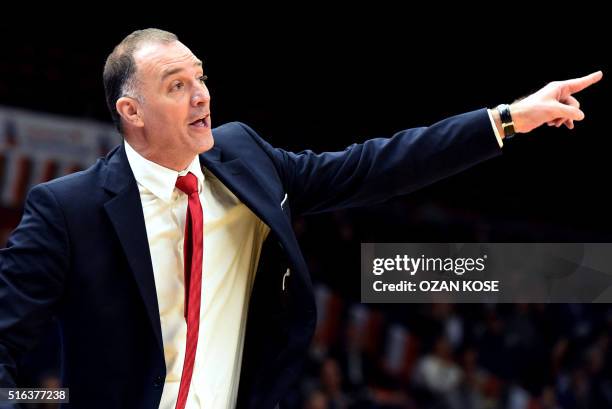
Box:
[124,141,270,409]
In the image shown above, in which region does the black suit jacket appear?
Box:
[0,109,501,408]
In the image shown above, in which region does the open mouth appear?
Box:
[189,114,210,129]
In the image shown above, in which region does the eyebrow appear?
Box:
[160,60,203,82]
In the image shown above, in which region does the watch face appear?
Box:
[502,122,516,138]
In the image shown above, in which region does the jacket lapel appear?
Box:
[199,147,294,242]
[102,144,164,356]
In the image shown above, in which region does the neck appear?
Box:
[125,137,194,172]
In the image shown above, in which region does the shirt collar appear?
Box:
[124,140,205,203]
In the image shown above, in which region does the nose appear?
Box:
[191,82,210,107]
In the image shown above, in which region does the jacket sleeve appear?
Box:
[0,184,68,390]
[242,108,502,216]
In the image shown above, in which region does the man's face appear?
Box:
[133,40,213,157]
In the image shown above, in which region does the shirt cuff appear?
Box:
[487,109,504,148]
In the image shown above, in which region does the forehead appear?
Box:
[133,41,202,79]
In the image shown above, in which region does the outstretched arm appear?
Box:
[244,71,603,216]
[244,109,502,216]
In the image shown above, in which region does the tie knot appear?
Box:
[175,172,199,196]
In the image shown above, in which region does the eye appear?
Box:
[171,81,184,91]
[198,75,208,84]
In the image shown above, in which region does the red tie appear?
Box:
[174,172,203,409]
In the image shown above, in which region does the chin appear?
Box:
[197,132,215,153]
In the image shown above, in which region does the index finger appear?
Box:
[564,71,603,94]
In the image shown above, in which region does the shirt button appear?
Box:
[178,242,184,252]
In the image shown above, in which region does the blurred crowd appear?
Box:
[293,293,611,409]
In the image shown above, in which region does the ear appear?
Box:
[116,97,144,128]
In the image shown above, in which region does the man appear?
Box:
[0,28,602,408]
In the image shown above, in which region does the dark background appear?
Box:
[1,11,611,408]
[1,13,610,243]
